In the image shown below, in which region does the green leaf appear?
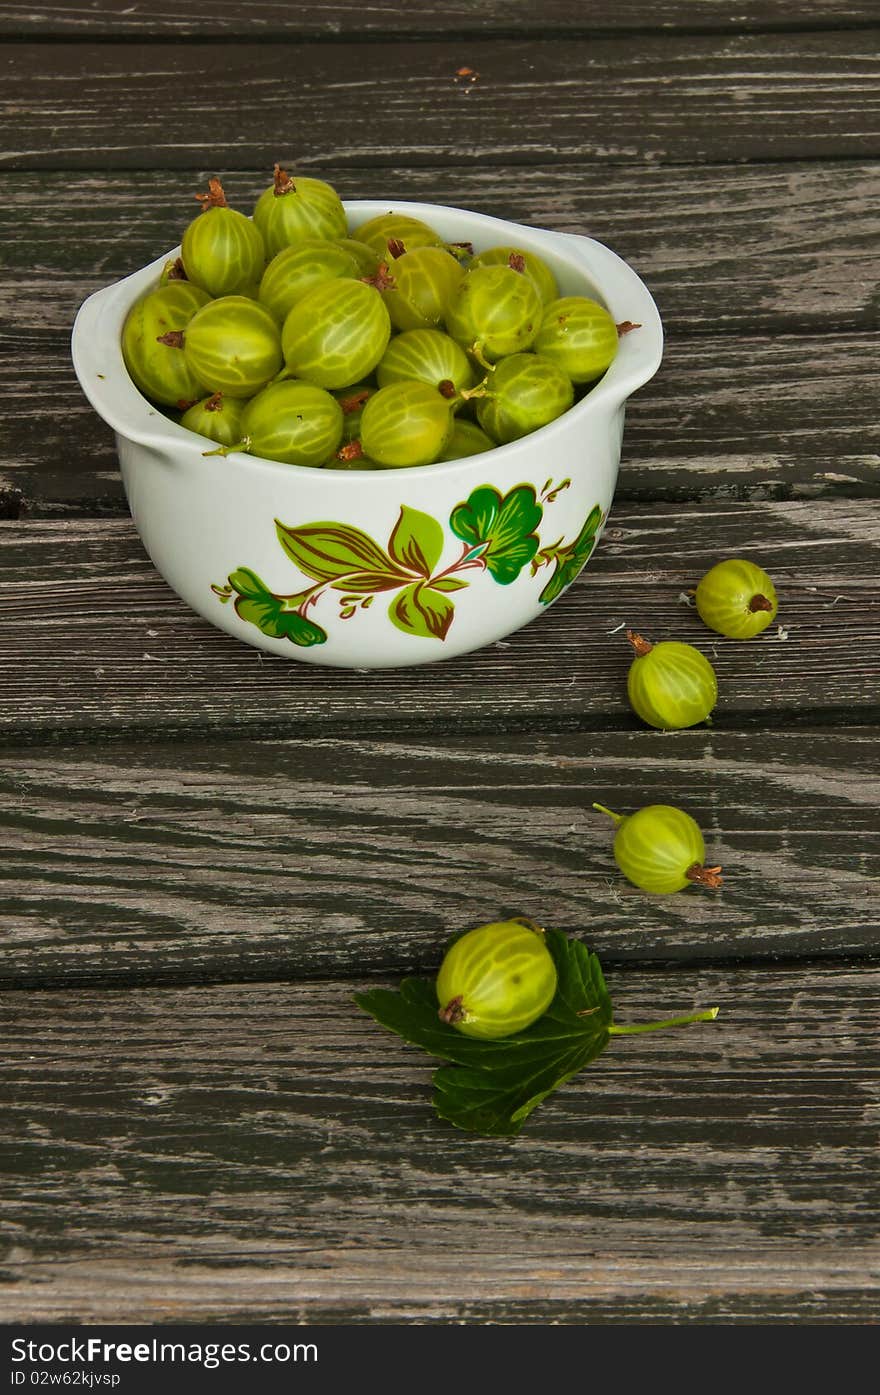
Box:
[449,484,543,586]
[427,576,468,593]
[226,568,327,647]
[275,518,412,586]
[387,505,445,579]
[538,504,604,605]
[388,581,455,641]
[355,930,614,1136]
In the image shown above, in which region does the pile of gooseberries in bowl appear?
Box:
[72,166,663,669]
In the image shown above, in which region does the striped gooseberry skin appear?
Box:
[468,245,559,304]
[121,281,212,407]
[180,392,248,448]
[180,204,266,299]
[533,295,619,384]
[376,328,476,397]
[359,381,454,468]
[598,804,720,894]
[183,296,283,398]
[253,174,347,257]
[437,418,495,461]
[445,265,542,364]
[626,632,718,730]
[258,239,365,323]
[473,352,574,444]
[695,559,779,639]
[281,279,391,389]
[436,919,558,1040]
[351,211,445,262]
[382,247,466,331]
[238,380,344,466]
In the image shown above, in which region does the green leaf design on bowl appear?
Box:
[449,484,543,584]
[226,567,328,646]
[538,504,604,605]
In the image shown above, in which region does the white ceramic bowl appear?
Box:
[72,200,662,669]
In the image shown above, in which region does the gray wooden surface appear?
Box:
[1,1,878,1326]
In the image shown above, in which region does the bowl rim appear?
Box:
[71,197,664,483]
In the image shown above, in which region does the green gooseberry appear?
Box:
[350,211,445,262]
[625,630,718,730]
[179,392,248,448]
[258,238,365,324]
[437,418,496,460]
[445,264,542,367]
[468,246,559,304]
[435,918,558,1040]
[183,295,283,397]
[376,328,476,398]
[180,176,266,298]
[695,559,779,639]
[253,164,347,257]
[466,352,574,444]
[381,246,466,332]
[281,278,391,389]
[121,280,213,407]
[533,296,619,384]
[593,803,723,894]
[209,379,344,467]
[352,380,454,468]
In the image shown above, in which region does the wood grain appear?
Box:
[5,162,879,341]
[1,965,878,1322]
[0,502,876,739]
[2,727,878,986]
[5,1,880,39]
[3,33,880,172]
[5,329,878,517]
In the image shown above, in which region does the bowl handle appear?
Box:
[71,278,176,451]
[534,229,664,404]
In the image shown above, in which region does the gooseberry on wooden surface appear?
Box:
[435,918,559,1039]
[626,630,718,730]
[593,803,723,894]
[695,559,779,639]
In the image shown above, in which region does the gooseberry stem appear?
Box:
[686,862,724,889]
[626,629,653,657]
[592,801,625,827]
[608,1006,719,1036]
[749,594,774,613]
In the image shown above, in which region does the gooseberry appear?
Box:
[208,379,343,467]
[183,295,283,397]
[347,380,454,468]
[593,803,723,894]
[376,328,476,398]
[281,278,391,389]
[435,917,558,1040]
[121,280,212,407]
[468,246,559,304]
[695,559,779,639]
[180,176,266,298]
[533,295,619,384]
[625,630,718,730]
[351,211,445,262]
[180,392,248,448]
[445,264,542,367]
[253,164,347,257]
[438,418,495,460]
[380,245,466,332]
[466,352,574,444]
[258,238,364,324]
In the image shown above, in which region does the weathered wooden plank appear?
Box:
[1,727,877,986]
[4,331,877,518]
[1,966,877,1322]
[5,1,879,39]
[0,502,877,739]
[3,34,880,172]
[4,163,878,342]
